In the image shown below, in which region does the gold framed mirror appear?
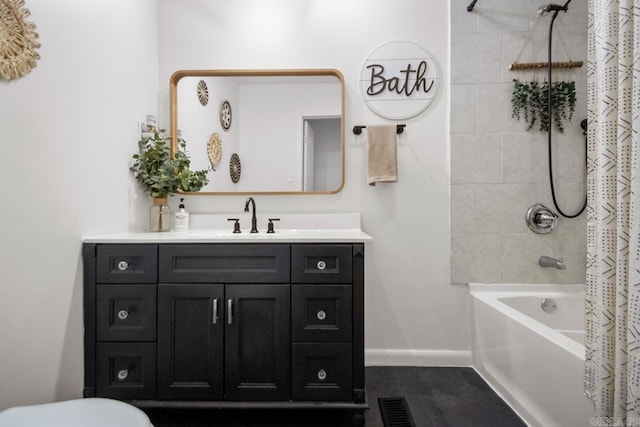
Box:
[170,69,345,195]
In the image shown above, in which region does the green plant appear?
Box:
[511,79,576,133]
[130,129,210,198]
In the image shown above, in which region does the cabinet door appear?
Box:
[225,284,290,401]
[158,284,224,400]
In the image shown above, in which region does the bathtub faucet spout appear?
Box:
[539,255,566,270]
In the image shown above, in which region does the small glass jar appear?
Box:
[150,197,171,232]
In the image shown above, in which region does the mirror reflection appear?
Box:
[170,69,344,194]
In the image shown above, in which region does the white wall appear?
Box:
[158,0,470,367]
[0,0,470,410]
[0,0,158,410]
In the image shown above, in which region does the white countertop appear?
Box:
[83,229,372,243]
[83,213,373,243]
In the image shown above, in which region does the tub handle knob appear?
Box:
[526,204,558,234]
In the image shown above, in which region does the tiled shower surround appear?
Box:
[450,0,587,284]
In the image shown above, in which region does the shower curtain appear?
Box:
[585,0,640,423]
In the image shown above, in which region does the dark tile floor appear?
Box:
[364,367,525,427]
[148,367,526,427]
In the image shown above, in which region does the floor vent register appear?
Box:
[378,397,416,427]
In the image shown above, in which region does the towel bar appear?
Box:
[353,125,405,135]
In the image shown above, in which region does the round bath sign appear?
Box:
[360,41,440,120]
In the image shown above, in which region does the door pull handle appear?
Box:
[227,299,233,324]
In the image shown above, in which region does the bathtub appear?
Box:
[469,284,595,427]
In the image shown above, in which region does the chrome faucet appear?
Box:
[538,255,566,270]
[244,197,258,233]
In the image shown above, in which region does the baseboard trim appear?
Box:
[365,349,472,367]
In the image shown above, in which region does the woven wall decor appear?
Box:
[197,80,208,106]
[229,153,241,183]
[0,0,41,80]
[207,132,222,168]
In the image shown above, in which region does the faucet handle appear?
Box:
[227,218,241,233]
[267,218,280,234]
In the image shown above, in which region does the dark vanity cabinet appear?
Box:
[83,241,366,420]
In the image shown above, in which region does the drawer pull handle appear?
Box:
[227,299,233,325]
[117,369,129,381]
[117,310,129,320]
[316,310,327,321]
[213,299,219,324]
[317,260,327,270]
[117,261,129,271]
[317,369,327,381]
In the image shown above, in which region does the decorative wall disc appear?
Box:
[207,132,222,168]
[220,100,232,131]
[0,0,41,80]
[359,40,439,119]
[197,80,209,106]
[229,153,241,183]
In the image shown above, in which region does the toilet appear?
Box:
[0,398,153,427]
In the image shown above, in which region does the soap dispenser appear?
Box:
[174,198,189,232]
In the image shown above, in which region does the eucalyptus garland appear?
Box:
[511,79,576,133]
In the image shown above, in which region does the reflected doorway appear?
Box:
[302,116,341,191]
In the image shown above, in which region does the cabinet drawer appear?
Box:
[292,285,352,342]
[292,245,352,284]
[159,244,290,283]
[96,342,156,400]
[96,245,157,284]
[292,343,352,401]
[97,285,156,342]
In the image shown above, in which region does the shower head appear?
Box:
[537,1,571,16]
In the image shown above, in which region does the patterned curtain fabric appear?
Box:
[585,0,640,423]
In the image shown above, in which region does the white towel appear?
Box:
[366,125,398,186]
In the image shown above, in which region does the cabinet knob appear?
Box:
[316,310,327,321]
[117,310,129,320]
[317,369,327,381]
[117,369,129,381]
[317,260,327,270]
[117,261,129,271]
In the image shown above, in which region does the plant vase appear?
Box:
[150,197,171,232]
